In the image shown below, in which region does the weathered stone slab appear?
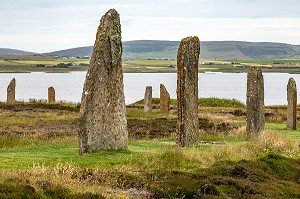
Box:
[160,84,170,115]
[79,9,128,153]
[48,86,55,103]
[7,78,16,103]
[176,36,200,147]
[246,66,265,139]
[144,86,152,113]
[287,77,297,130]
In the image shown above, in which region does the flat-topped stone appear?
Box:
[144,86,152,113]
[176,36,200,147]
[246,66,265,139]
[287,77,297,130]
[48,86,55,103]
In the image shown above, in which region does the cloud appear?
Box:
[0,0,299,52]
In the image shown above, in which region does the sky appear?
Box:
[0,0,299,53]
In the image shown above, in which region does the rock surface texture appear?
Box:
[176,36,200,147]
[48,86,55,103]
[287,78,297,130]
[78,9,128,153]
[144,86,152,113]
[246,66,265,139]
[7,78,16,103]
[160,84,170,115]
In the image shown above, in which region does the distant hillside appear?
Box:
[45,40,300,60]
[0,48,34,56]
[45,46,93,58]
[2,41,300,59]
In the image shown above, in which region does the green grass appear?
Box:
[133,97,245,108]
[198,98,245,108]
[266,122,300,140]
[0,130,300,198]
[0,101,300,197]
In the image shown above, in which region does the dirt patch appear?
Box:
[128,118,238,139]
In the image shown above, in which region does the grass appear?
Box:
[0,101,300,197]
[133,97,245,108]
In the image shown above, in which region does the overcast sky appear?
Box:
[0,0,299,53]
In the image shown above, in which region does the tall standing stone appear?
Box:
[7,78,16,103]
[246,66,265,139]
[79,9,127,153]
[287,78,297,130]
[48,86,55,103]
[160,84,170,115]
[176,36,200,147]
[144,86,152,113]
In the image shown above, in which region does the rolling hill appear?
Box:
[0,48,35,56]
[1,40,300,59]
[46,40,300,60]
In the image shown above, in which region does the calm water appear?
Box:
[0,72,299,105]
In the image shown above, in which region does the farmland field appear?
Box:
[0,55,299,73]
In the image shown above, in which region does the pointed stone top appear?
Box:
[287,77,297,91]
[8,78,16,89]
[92,8,121,70]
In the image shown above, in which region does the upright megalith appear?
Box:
[176,36,200,147]
[144,86,152,113]
[48,86,55,103]
[246,66,265,139]
[287,78,297,130]
[7,78,16,103]
[78,9,128,153]
[160,84,170,115]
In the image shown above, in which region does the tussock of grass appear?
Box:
[133,97,245,108]
[0,101,80,112]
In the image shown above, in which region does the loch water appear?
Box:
[0,72,299,105]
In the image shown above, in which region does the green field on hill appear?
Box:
[0,55,299,73]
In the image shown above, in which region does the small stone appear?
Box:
[246,66,265,139]
[144,86,152,113]
[160,84,170,115]
[7,78,16,103]
[48,86,55,103]
[176,36,200,147]
[287,77,297,130]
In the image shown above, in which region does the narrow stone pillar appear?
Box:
[144,86,152,113]
[287,78,297,130]
[160,84,170,115]
[7,78,16,103]
[246,66,265,139]
[176,36,200,147]
[48,86,55,103]
[79,9,128,153]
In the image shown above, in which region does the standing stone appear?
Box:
[176,36,200,147]
[7,78,16,103]
[48,86,55,103]
[246,66,265,139]
[287,78,297,130]
[160,84,170,115]
[144,86,152,113]
[79,9,127,153]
